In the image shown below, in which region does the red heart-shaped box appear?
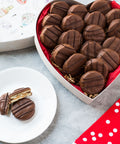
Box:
[35,0,120,106]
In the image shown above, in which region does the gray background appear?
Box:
[0,0,119,143]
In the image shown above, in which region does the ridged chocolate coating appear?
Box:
[63,53,87,76]
[58,30,83,51]
[61,14,84,32]
[10,87,31,97]
[83,24,106,44]
[80,71,105,95]
[85,58,108,78]
[107,19,120,38]
[0,93,10,115]
[103,36,120,55]
[12,98,35,120]
[50,1,69,17]
[42,14,62,27]
[84,11,106,28]
[90,0,111,15]
[9,87,32,104]
[97,49,120,72]
[51,44,76,67]
[68,4,87,18]
[40,25,62,49]
[81,41,102,59]
[106,9,120,24]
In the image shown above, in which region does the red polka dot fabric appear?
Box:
[74,99,120,144]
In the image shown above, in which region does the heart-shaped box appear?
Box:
[34,0,120,106]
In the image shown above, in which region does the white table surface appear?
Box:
[0,46,112,144]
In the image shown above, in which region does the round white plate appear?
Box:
[0,67,57,143]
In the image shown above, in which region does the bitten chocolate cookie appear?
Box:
[103,36,120,55]
[0,93,10,115]
[40,25,62,49]
[63,53,87,76]
[61,14,84,32]
[97,49,120,72]
[50,1,69,17]
[106,9,120,24]
[81,41,102,59]
[90,0,111,15]
[51,44,76,67]
[80,71,105,95]
[12,98,35,120]
[42,14,62,27]
[9,87,32,104]
[58,30,83,51]
[67,4,87,18]
[107,19,120,38]
[85,58,108,78]
[84,11,106,28]
[83,25,106,44]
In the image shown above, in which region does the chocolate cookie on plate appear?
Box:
[80,71,105,95]
[51,44,76,67]
[63,53,87,76]
[0,93,10,115]
[83,25,106,44]
[12,98,35,121]
[50,1,69,17]
[9,87,32,104]
[40,25,62,49]
[61,14,84,32]
[68,4,87,18]
[97,49,120,72]
[58,30,83,51]
[81,41,102,59]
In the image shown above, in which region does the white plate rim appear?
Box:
[0,67,57,143]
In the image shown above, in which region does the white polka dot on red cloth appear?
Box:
[98,133,103,137]
[116,102,120,106]
[90,131,95,136]
[106,120,110,124]
[92,137,96,141]
[83,138,87,142]
[107,142,112,144]
[109,132,113,137]
[113,128,118,133]
[114,109,119,113]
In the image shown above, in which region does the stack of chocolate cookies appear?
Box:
[0,87,35,121]
[40,0,120,97]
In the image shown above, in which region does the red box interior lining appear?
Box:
[36,1,120,94]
